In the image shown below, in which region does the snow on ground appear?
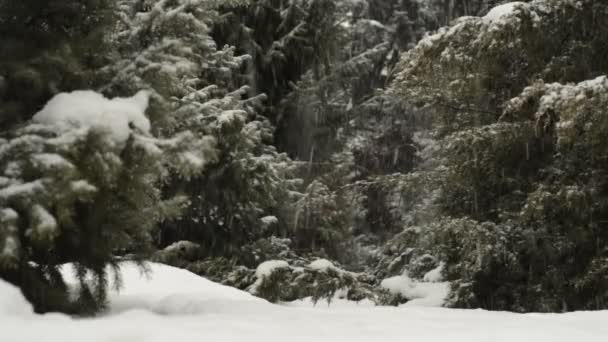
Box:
[0,278,33,316]
[63,262,264,316]
[380,272,450,307]
[3,262,608,342]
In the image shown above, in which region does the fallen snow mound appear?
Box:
[63,262,265,315]
[380,272,450,307]
[0,279,33,316]
[2,262,608,342]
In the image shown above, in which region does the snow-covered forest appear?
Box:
[1,0,608,339]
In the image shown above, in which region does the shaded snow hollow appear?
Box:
[2,263,608,341]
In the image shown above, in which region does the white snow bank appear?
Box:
[381,274,416,296]
[483,2,524,22]
[0,279,33,316]
[3,262,608,342]
[381,273,450,307]
[62,262,262,315]
[33,90,151,147]
[403,282,450,307]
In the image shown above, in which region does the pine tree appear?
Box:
[0,0,221,314]
[102,0,300,257]
[388,0,608,311]
[212,0,346,156]
[0,89,210,314]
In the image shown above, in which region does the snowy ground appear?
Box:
[2,263,608,342]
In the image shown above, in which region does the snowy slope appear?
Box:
[2,262,608,342]
[63,262,264,315]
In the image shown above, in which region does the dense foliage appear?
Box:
[389,0,608,311]
[0,0,116,130]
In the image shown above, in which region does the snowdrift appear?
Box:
[77,262,265,315]
[2,262,608,342]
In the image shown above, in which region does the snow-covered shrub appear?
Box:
[248,258,377,304]
[0,90,210,314]
[249,260,292,303]
[153,241,203,265]
[181,253,378,304]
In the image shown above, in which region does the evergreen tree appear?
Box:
[0,89,211,314]
[388,0,608,311]
[103,0,300,257]
[212,0,348,157]
[0,0,219,314]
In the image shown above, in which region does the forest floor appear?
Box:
[2,262,608,342]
